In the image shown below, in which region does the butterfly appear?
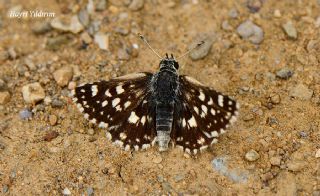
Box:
[71,52,239,154]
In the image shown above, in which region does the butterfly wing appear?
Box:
[71,72,156,151]
[172,75,240,154]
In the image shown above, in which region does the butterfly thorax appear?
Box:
[151,58,179,151]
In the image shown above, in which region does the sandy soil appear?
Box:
[0,0,319,195]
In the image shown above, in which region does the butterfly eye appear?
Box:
[174,61,179,69]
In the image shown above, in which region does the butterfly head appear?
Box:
[159,53,179,71]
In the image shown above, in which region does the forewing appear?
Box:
[71,72,156,151]
[172,75,239,154]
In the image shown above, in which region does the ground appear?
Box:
[0,0,319,195]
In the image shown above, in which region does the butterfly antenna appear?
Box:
[138,33,162,59]
[176,40,205,60]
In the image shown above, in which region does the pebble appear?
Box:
[118,48,131,60]
[174,174,185,182]
[68,81,77,90]
[81,32,93,44]
[306,39,319,52]
[129,0,144,11]
[289,84,313,100]
[46,35,70,51]
[43,131,59,142]
[63,187,71,195]
[0,91,10,104]
[8,47,17,59]
[246,0,263,13]
[236,20,264,44]
[94,32,109,50]
[22,82,45,104]
[315,149,320,158]
[270,156,281,166]
[0,79,7,91]
[53,66,73,87]
[44,96,52,105]
[269,93,281,104]
[78,9,90,27]
[51,98,65,108]
[51,15,84,34]
[95,0,107,11]
[315,16,320,28]
[2,184,8,193]
[87,187,94,196]
[49,114,58,126]
[287,161,304,172]
[221,20,233,31]
[266,116,278,126]
[274,9,282,18]
[228,8,238,19]
[152,156,163,164]
[0,50,9,63]
[282,21,297,39]
[276,172,297,196]
[189,36,213,60]
[88,128,95,135]
[276,67,293,79]
[245,149,260,161]
[32,21,52,34]
[19,109,32,120]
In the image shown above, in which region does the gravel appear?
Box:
[129,0,144,11]
[0,91,10,104]
[316,149,320,158]
[63,187,71,195]
[51,15,84,34]
[87,187,94,196]
[245,149,260,161]
[53,66,73,87]
[94,32,109,50]
[276,67,293,79]
[49,114,58,126]
[289,84,313,100]
[32,21,52,35]
[270,156,281,166]
[237,20,264,44]
[51,98,65,108]
[19,109,32,120]
[228,8,238,18]
[78,9,90,27]
[282,21,297,39]
[189,36,214,60]
[21,82,45,104]
[46,35,71,51]
[212,157,248,183]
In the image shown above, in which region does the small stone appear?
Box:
[118,48,130,60]
[8,47,17,59]
[95,0,107,11]
[189,36,214,60]
[68,81,77,90]
[306,39,320,52]
[289,84,313,100]
[174,174,185,182]
[88,128,95,135]
[44,96,52,105]
[270,156,281,166]
[49,115,58,126]
[43,131,59,142]
[237,20,264,44]
[282,21,297,39]
[53,66,73,87]
[0,91,10,104]
[274,9,281,18]
[221,20,233,31]
[78,9,90,27]
[51,98,65,108]
[315,16,320,28]
[287,161,304,172]
[0,50,9,63]
[81,32,92,44]
[22,82,45,104]
[2,184,8,193]
[51,15,84,34]
[46,35,70,51]
[228,8,238,19]
[246,0,263,13]
[276,172,297,196]
[152,156,163,164]
[129,0,144,11]
[32,21,52,34]
[266,116,278,126]
[63,187,71,195]
[0,79,7,91]
[276,68,293,79]
[245,149,260,161]
[94,32,109,50]
[87,187,94,196]
[269,93,281,104]
[316,149,320,158]
[19,109,32,120]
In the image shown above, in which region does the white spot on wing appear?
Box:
[198,91,205,101]
[99,122,108,128]
[193,106,199,114]
[201,105,208,115]
[211,131,219,137]
[102,100,108,107]
[116,85,124,94]
[208,97,213,105]
[128,111,139,124]
[182,118,186,128]
[140,116,146,125]
[124,101,131,109]
[112,98,120,107]
[105,89,112,97]
[218,95,224,107]
[188,116,197,127]
[120,132,127,140]
[91,85,98,97]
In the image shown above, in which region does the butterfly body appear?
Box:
[72,54,239,154]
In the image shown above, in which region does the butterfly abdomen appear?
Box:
[156,102,174,151]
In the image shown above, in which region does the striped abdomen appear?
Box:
[156,102,174,151]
